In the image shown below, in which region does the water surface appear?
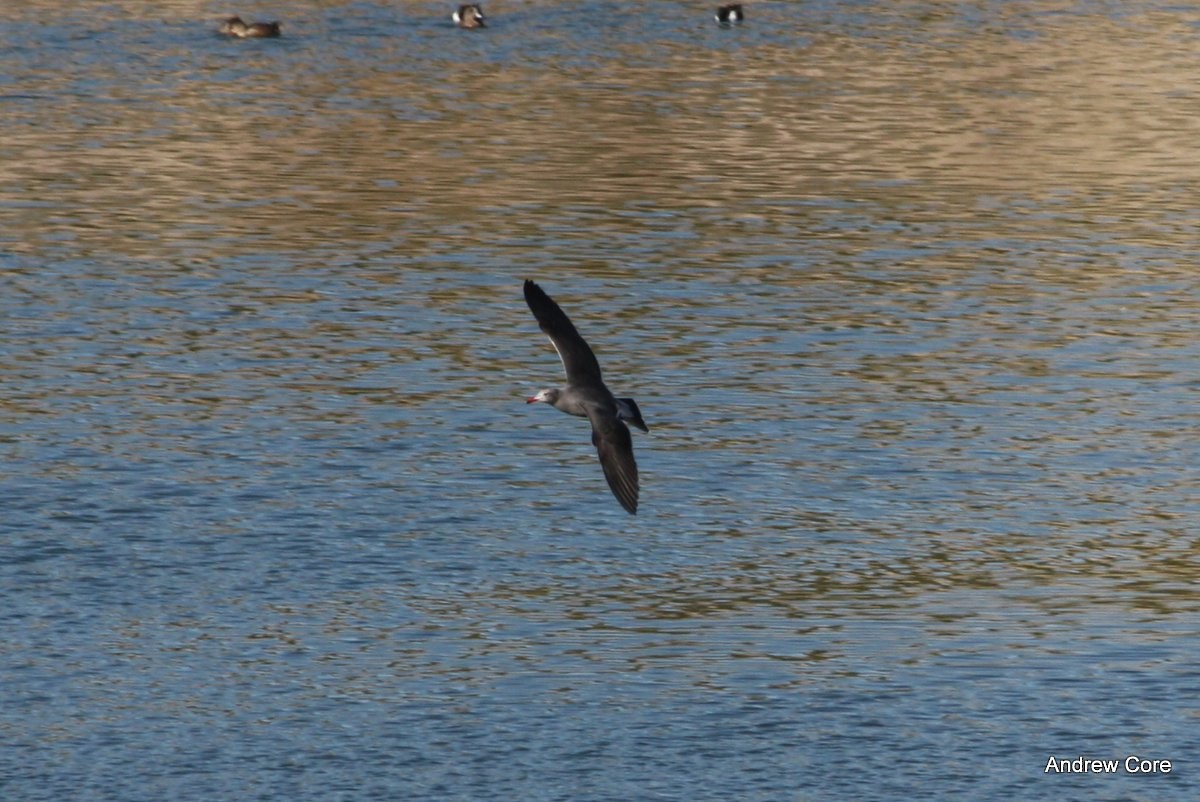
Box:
[3,1,1199,800]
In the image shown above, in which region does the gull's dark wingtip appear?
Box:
[608,475,639,515]
[524,279,557,322]
[593,421,640,515]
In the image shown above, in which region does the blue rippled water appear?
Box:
[3,1,1199,800]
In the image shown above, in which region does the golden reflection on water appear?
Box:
[4,0,1199,258]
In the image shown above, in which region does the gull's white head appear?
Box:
[526,388,558,405]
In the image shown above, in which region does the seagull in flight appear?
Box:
[524,280,647,514]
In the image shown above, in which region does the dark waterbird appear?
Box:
[715,4,744,24]
[219,16,281,38]
[524,280,647,515]
[453,4,486,28]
